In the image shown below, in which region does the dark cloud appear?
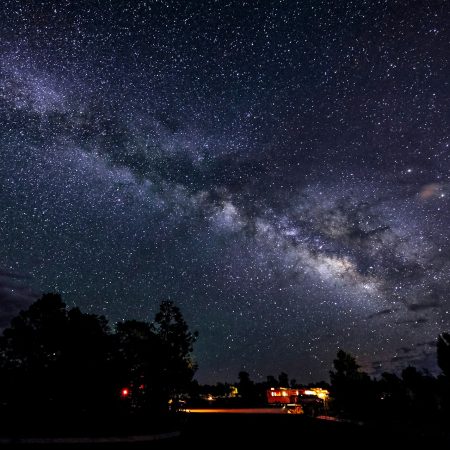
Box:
[396,318,429,326]
[366,309,394,320]
[415,340,437,348]
[390,355,412,363]
[398,351,440,375]
[399,347,413,354]
[0,269,31,280]
[406,301,441,312]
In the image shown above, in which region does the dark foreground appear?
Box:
[2,412,450,448]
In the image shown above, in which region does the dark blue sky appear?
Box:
[0,0,449,383]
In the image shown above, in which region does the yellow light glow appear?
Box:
[306,388,329,400]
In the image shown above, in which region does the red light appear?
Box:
[121,388,129,397]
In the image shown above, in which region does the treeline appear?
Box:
[0,293,197,426]
[328,345,450,422]
[2,293,450,427]
[194,343,450,423]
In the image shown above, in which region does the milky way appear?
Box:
[0,1,449,383]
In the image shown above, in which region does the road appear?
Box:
[177,412,450,447]
[0,413,364,448]
[186,407,288,414]
[3,411,449,448]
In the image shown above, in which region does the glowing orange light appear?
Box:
[121,388,129,397]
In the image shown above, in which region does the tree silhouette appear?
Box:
[437,333,450,417]
[153,300,198,406]
[437,333,450,378]
[0,293,114,416]
[278,372,289,387]
[114,319,162,410]
[402,366,439,419]
[0,293,68,412]
[331,349,361,378]
[377,372,407,417]
[63,307,114,412]
[238,371,258,405]
[329,349,374,418]
[266,375,278,387]
[154,300,198,363]
[0,294,198,421]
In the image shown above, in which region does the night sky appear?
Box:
[0,0,449,384]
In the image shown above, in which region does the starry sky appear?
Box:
[0,0,449,384]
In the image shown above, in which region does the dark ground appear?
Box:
[2,412,450,449]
